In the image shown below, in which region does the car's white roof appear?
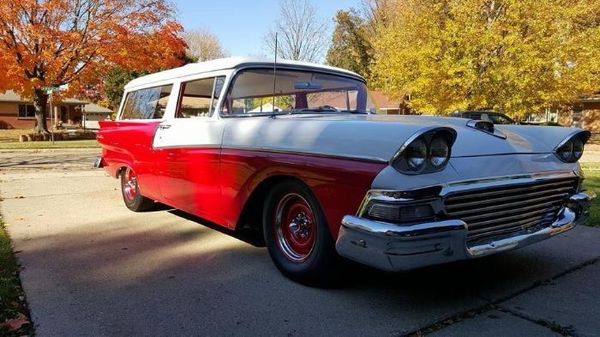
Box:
[125,57,363,89]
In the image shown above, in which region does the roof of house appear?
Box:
[0,90,112,113]
[579,94,600,103]
[0,90,89,105]
[125,57,364,90]
[83,103,112,114]
[369,90,403,110]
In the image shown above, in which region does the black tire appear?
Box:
[263,180,340,286]
[120,167,154,212]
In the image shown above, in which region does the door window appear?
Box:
[121,85,173,120]
[177,76,225,118]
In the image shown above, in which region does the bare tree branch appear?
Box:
[264,0,330,63]
[183,27,227,61]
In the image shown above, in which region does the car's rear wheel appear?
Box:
[263,180,340,286]
[120,167,154,212]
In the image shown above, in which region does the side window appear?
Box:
[177,76,225,118]
[121,85,172,120]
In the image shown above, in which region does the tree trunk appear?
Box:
[32,88,50,134]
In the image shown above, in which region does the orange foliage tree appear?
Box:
[0,0,186,133]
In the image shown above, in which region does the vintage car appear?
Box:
[96,57,594,285]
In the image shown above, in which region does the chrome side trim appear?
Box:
[220,145,389,164]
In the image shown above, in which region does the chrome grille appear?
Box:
[444,178,578,244]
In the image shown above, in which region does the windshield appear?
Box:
[221,68,375,116]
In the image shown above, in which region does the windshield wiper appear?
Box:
[289,106,341,114]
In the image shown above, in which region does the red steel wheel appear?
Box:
[122,168,138,203]
[120,167,154,212]
[273,193,317,262]
[263,180,341,286]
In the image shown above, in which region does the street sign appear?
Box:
[41,86,59,92]
[41,84,68,93]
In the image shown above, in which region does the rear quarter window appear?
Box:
[120,85,173,120]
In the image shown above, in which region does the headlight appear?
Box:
[555,131,590,163]
[557,141,574,162]
[391,127,456,174]
[573,138,584,161]
[429,136,450,167]
[405,138,427,170]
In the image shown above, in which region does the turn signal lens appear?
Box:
[367,202,435,223]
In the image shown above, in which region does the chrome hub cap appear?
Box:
[123,169,138,203]
[274,193,317,262]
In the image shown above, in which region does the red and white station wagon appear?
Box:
[97,57,593,285]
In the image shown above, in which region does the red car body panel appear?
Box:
[98,121,386,236]
[218,149,386,235]
[97,120,162,200]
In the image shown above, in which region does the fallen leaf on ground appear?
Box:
[1,313,29,331]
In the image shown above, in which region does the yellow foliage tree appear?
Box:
[370,0,600,117]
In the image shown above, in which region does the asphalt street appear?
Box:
[0,149,599,337]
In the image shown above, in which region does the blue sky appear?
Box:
[174,0,361,57]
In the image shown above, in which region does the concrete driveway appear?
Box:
[1,149,599,337]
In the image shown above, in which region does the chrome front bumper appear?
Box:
[335,191,595,272]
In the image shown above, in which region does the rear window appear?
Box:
[120,85,173,120]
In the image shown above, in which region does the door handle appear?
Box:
[159,124,172,130]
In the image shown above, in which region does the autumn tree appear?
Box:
[264,0,330,62]
[326,10,372,76]
[0,0,187,133]
[183,27,227,62]
[371,0,600,117]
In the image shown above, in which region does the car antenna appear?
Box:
[271,32,278,119]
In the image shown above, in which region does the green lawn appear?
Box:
[0,129,99,149]
[0,217,33,336]
[0,139,99,149]
[582,164,600,227]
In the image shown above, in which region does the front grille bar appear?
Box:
[444,177,578,244]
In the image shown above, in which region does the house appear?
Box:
[369,90,412,115]
[558,94,600,132]
[0,90,111,129]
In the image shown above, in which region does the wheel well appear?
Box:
[236,175,305,238]
[116,166,127,178]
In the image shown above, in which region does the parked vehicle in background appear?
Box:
[96,57,594,286]
[450,110,516,124]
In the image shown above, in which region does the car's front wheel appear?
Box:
[120,167,154,212]
[263,180,340,286]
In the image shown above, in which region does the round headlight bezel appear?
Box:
[554,132,589,163]
[572,138,584,161]
[404,138,427,171]
[557,140,574,162]
[392,128,456,174]
[429,136,451,168]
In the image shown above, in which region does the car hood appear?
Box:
[221,114,584,162]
